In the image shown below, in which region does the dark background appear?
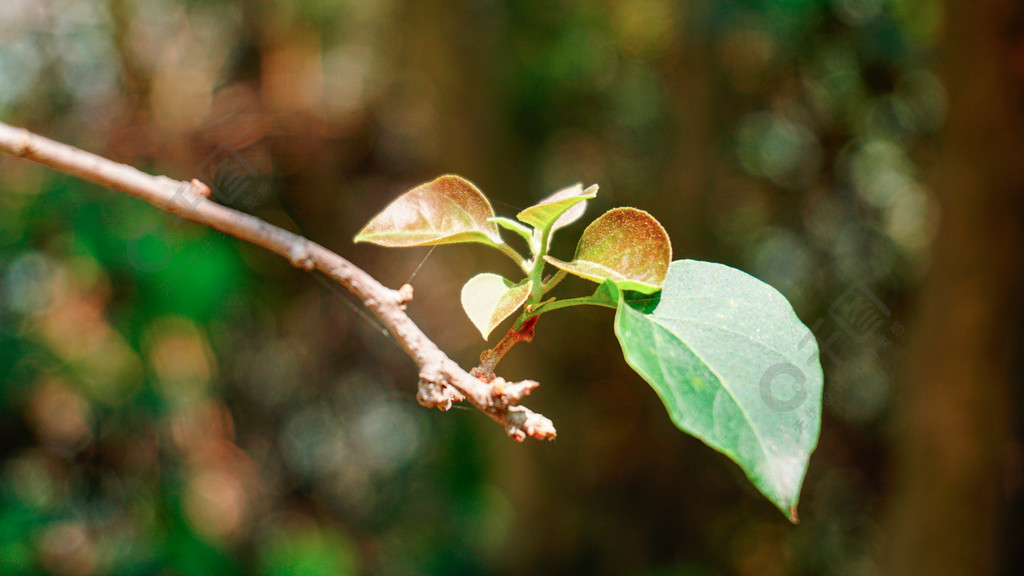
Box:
[1,0,1022,574]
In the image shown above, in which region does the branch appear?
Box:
[472,316,539,383]
[0,121,556,442]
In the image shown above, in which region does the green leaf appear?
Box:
[354,175,503,247]
[460,273,533,340]
[591,279,620,308]
[516,183,598,233]
[544,207,671,294]
[489,216,533,244]
[613,260,822,521]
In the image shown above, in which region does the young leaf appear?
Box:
[544,207,671,294]
[613,260,822,521]
[516,183,599,233]
[489,216,533,244]
[355,175,503,247]
[460,273,533,340]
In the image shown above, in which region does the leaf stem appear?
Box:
[525,227,553,304]
[541,269,568,293]
[526,293,617,318]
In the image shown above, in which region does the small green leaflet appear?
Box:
[545,207,671,294]
[460,273,533,340]
[612,260,822,521]
[354,175,503,247]
[489,216,533,244]
[516,183,598,234]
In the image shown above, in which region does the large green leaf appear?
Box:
[354,175,503,247]
[613,260,822,521]
[460,273,533,340]
[544,207,671,294]
[516,184,598,233]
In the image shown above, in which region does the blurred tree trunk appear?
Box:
[400,0,522,193]
[657,0,714,256]
[883,1,1024,574]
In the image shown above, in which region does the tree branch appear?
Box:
[0,121,556,442]
[472,316,539,383]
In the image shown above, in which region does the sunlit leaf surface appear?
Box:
[355,175,502,247]
[516,183,598,233]
[613,260,822,521]
[545,207,670,294]
[460,273,533,340]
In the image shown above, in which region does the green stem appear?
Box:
[541,269,568,293]
[526,293,617,318]
[475,226,595,376]
[525,227,552,304]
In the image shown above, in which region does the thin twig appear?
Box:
[0,121,555,442]
[472,316,539,383]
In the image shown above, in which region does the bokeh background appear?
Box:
[1,0,1022,574]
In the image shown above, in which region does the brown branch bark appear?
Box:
[0,121,556,442]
